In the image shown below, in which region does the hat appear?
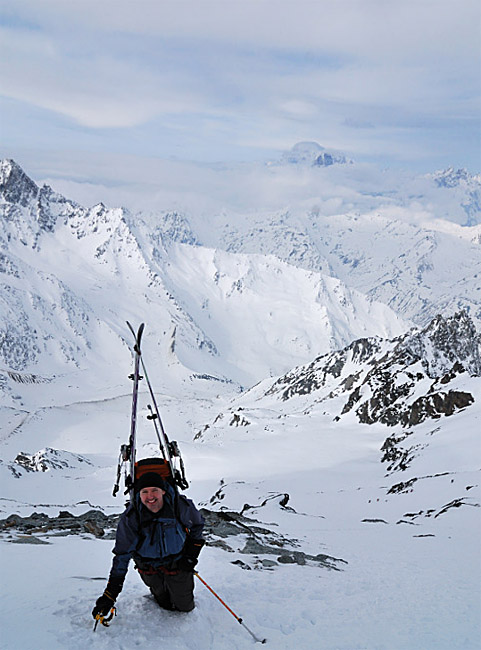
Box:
[135,472,166,492]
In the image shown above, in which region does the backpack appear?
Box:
[135,456,172,484]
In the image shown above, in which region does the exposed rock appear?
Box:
[434,498,480,518]
[0,159,38,207]
[0,509,116,539]
[387,478,418,494]
[241,492,292,514]
[9,535,50,545]
[231,559,251,570]
[401,311,481,377]
[381,432,413,470]
[58,510,74,518]
[401,390,474,426]
[229,412,251,427]
[0,507,348,571]
[5,370,52,384]
[83,520,105,537]
[264,311,479,428]
[380,431,427,474]
[13,448,93,474]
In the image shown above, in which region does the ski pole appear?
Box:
[194,571,266,644]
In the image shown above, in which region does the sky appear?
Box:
[0,0,480,210]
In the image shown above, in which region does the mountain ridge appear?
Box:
[196,310,480,442]
[1,159,409,397]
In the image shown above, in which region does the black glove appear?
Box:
[177,537,205,572]
[92,593,114,619]
[177,555,198,572]
[91,576,124,619]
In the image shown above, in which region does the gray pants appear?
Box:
[139,570,195,612]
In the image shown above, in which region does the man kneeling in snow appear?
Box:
[92,472,205,617]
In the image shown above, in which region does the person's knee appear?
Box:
[170,590,195,612]
[152,591,174,610]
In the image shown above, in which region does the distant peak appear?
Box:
[0,158,39,206]
[431,167,480,188]
[278,142,351,167]
[1,158,31,181]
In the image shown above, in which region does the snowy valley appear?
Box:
[0,154,480,650]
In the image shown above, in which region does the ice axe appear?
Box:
[93,606,116,631]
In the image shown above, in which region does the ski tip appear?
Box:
[126,321,145,343]
[137,323,145,347]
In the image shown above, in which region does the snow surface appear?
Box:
[0,371,480,649]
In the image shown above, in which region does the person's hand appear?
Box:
[177,555,198,572]
[92,593,115,619]
[91,576,123,619]
[177,537,205,571]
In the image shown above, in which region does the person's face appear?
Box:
[140,486,165,513]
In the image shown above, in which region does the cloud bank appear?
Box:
[1,0,480,173]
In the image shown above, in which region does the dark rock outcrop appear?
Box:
[265,311,479,427]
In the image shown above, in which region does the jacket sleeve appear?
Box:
[109,507,140,580]
[177,496,205,540]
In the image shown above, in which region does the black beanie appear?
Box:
[135,472,166,492]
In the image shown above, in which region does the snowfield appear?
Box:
[0,374,480,650]
[1,523,479,650]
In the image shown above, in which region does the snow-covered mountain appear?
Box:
[0,158,409,396]
[124,144,481,327]
[9,447,93,476]
[216,209,481,328]
[0,156,480,650]
[196,311,480,441]
[277,141,351,167]
[430,166,481,224]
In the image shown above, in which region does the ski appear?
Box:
[113,322,188,502]
[139,354,189,490]
[113,322,144,501]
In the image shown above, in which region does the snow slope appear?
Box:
[0,314,480,649]
[0,375,479,650]
[128,148,481,327]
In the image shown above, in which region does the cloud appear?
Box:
[7,0,479,62]
[1,1,479,170]
[0,25,211,128]
[0,145,419,216]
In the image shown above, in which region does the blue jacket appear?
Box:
[109,484,204,580]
